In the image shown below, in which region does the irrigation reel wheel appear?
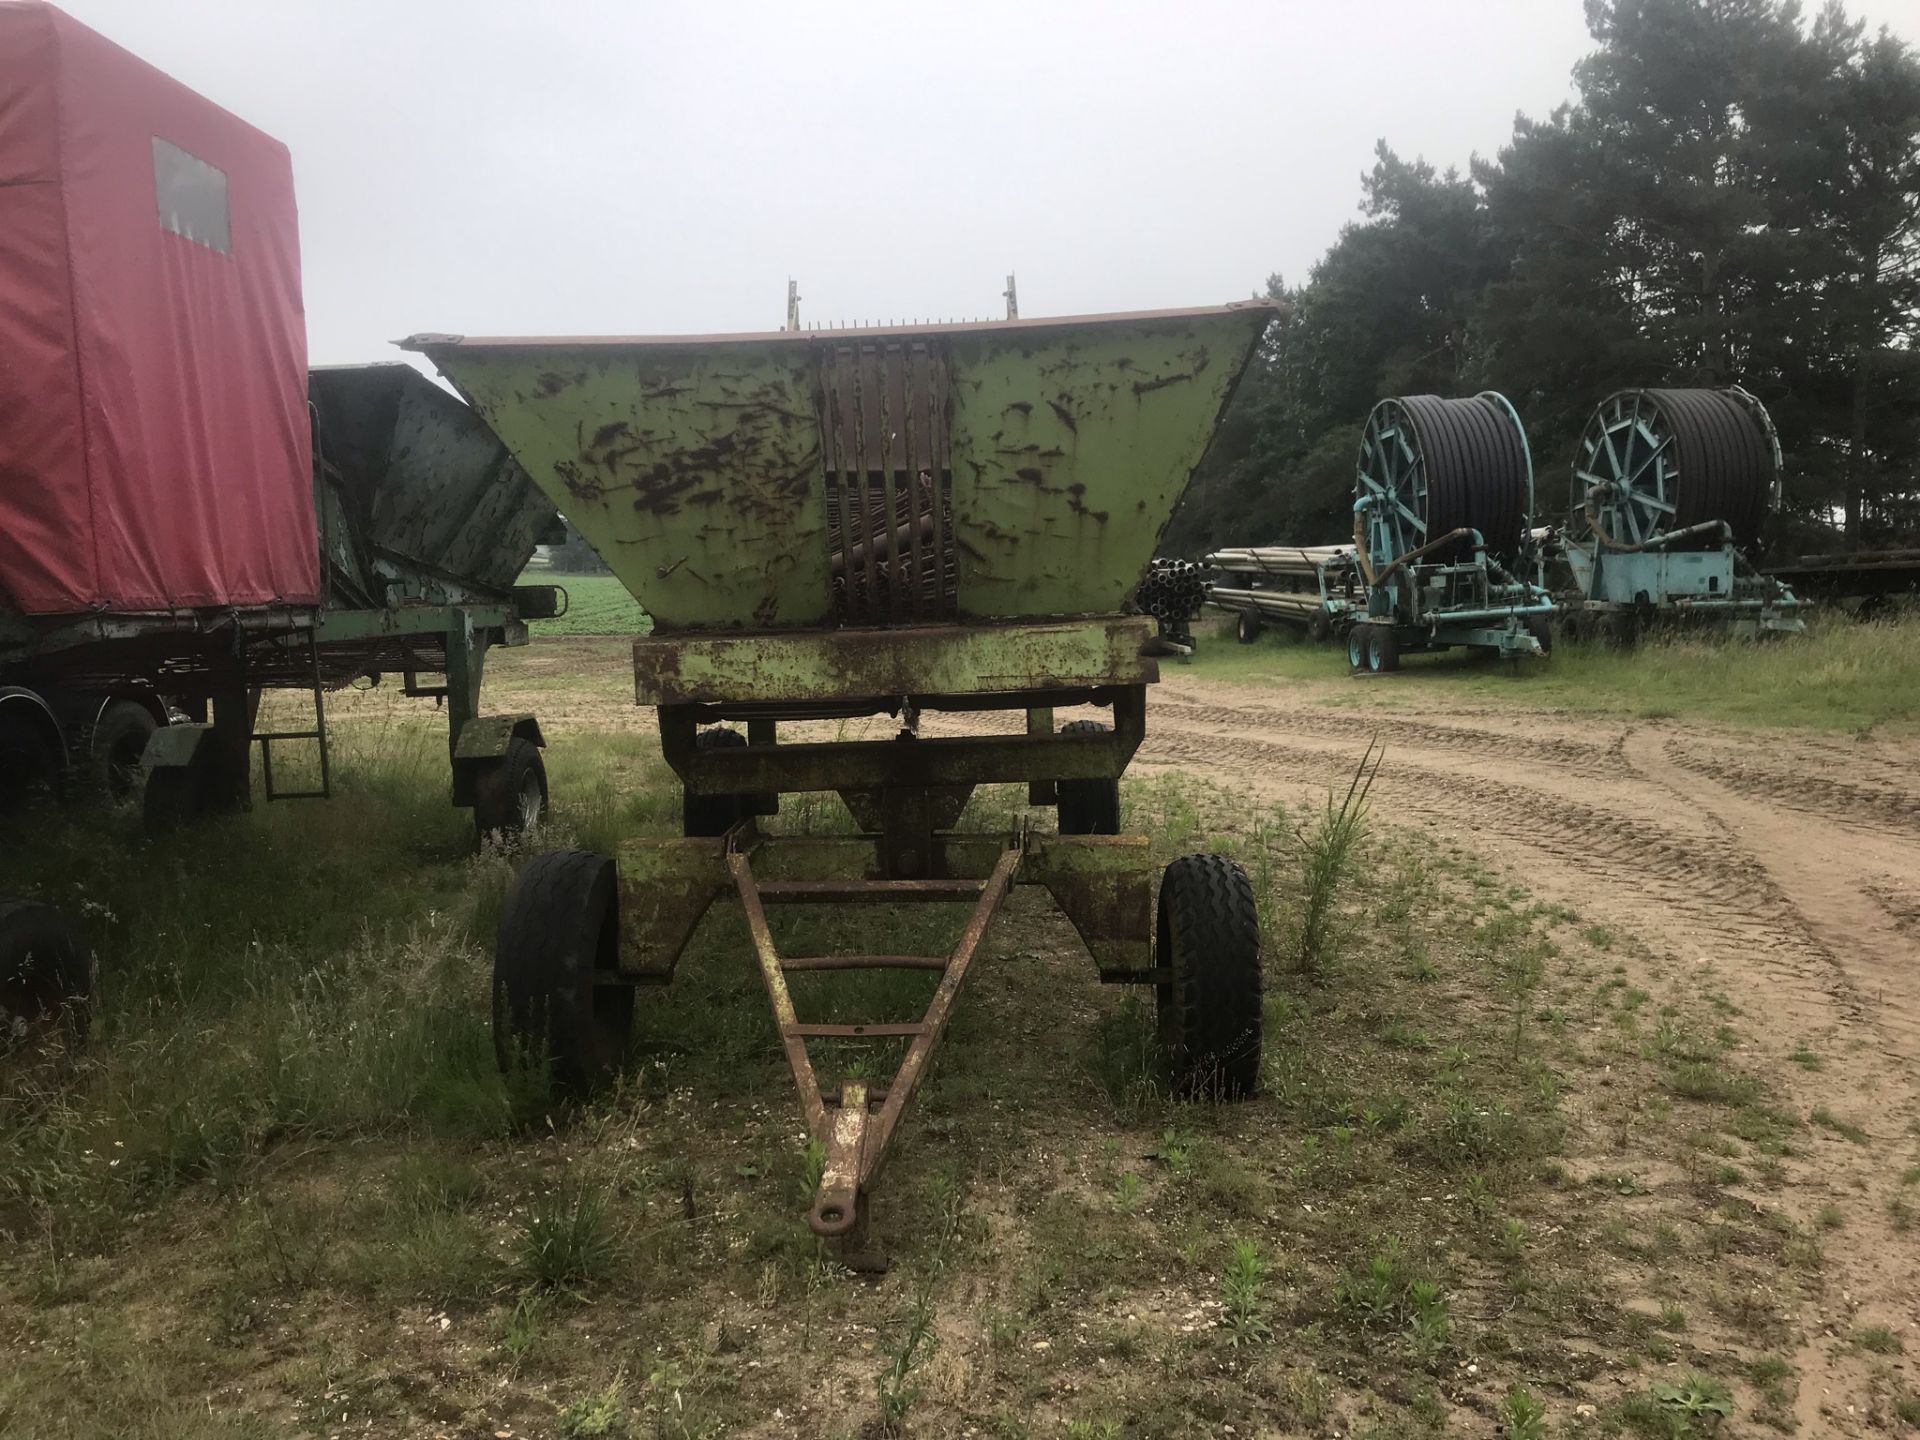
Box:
[1354,391,1534,619]
[1570,388,1779,551]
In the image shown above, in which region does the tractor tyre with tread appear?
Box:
[1156,853,1261,1099]
[1347,625,1370,671]
[85,701,158,801]
[493,850,633,1098]
[683,727,753,837]
[1056,719,1121,836]
[473,736,548,844]
[1369,624,1401,673]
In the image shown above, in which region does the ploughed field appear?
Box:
[3,619,1919,1438]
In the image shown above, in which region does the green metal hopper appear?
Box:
[405,304,1272,632]
[403,304,1276,1255]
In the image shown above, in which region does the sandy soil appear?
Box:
[1134,668,1920,1433]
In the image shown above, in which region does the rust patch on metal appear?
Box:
[552,458,606,502]
[1131,371,1193,396]
[1065,483,1110,524]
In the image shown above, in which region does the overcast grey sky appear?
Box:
[55,0,1920,364]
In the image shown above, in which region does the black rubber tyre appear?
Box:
[0,897,93,1048]
[1235,611,1262,645]
[1347,624,1370,671]
[87,701,158,801]
[1369,625,1401,674]
[473,736,548,844]
[1604,609,1640,653]
[1056,719,1121,836]
[1156,854,1261,1100]
[0,710,62,814]
[1307,608,1332,645]
[682,727,751,837]
[1526,614,1554,658]
[493,850,633,1098]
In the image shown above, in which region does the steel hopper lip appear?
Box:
[396,300,1279,354]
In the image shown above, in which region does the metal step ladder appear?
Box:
[254,629,333,801]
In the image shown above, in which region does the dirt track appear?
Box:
[1138,670,1920,1429]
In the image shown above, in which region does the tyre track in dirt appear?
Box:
[1657,735,1920,842]
[1147,698,1620,779]
[1136,712,1854,1037]
[1140,678,1920,1434]
[1623,728,1920,1060]
[1618,726,1920,1433]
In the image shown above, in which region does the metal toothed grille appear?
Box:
[816,340,956,625]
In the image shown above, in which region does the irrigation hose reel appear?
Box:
[1352,389,1537,620]
[1570,387,1782,554]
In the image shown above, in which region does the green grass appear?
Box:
[529,571,653,637]
[1852,1326,1903,1355]
[1189,610,1920,732]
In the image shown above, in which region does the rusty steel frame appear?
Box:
[657,686,1144,799]
[607,708,1161,1238]
[727,837,1022,1237]
[613,829,1154,984]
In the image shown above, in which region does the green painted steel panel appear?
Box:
[427,345,830,631]
[944,320,1253,618]
[407,305,1273,633]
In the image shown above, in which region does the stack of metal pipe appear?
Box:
[1136,558,1208,632]
[1204,545,1357,623]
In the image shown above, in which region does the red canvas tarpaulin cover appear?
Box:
[0,1,317,615]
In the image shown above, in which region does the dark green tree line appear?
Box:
[1166,0,1920,556]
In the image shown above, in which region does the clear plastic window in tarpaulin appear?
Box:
[152,136,230,255]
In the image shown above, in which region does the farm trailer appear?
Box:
[1206,544,1362,645]
[407,301,1277,1252]
[1,363,566,833]
[1346,392,1556,672]
[1553,387,1802,645]
[0,5,562,840]
[0,4,558,1039]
